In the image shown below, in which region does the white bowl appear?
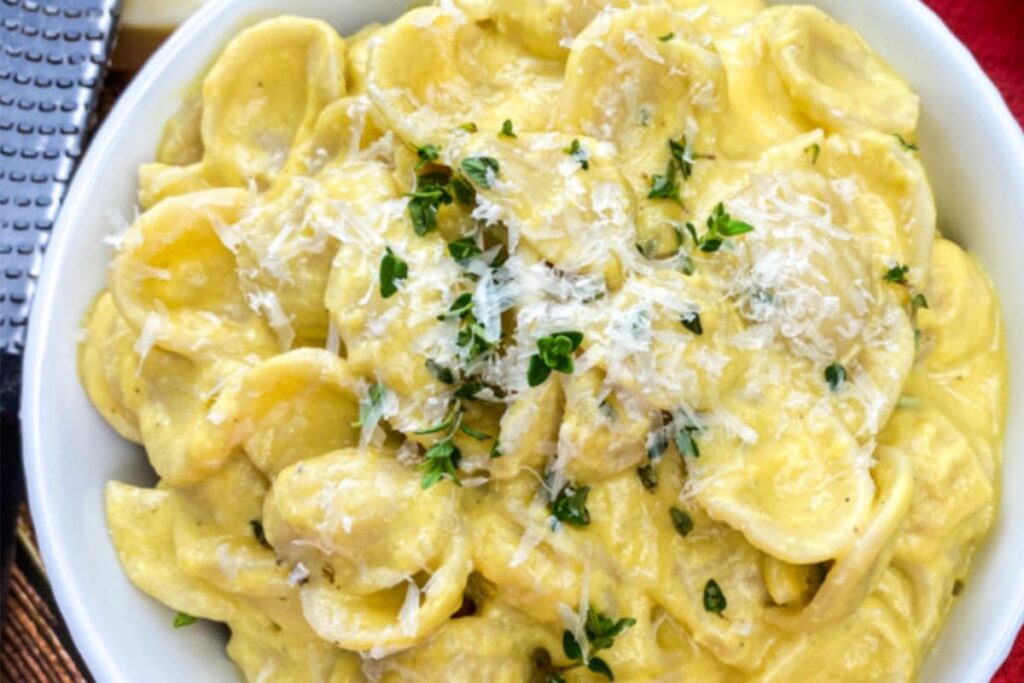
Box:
[20,0,1024,680]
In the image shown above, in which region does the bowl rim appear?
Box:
[20,0,1024,681]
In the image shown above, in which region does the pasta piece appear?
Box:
[455,0,629,59]
[560,5,729,185]
[78,292,143,442]
[753,569,919,682]
[110,189,278,364]
[768,7,919,137]
[366,7,563,143]
[692,407,874,565]
[822,131,936,288]
[490,379,564,481]
[373,601,556,682]
[450,132,637,289]
[883,408,994,565]
[200,17,347,187]
[263,449,471,651]
[766,445,913,631]
[597,271,744,412]
[106,482,241,622]
[556,368,650,482]
[203,349,362,478]
[467,480,584,624]
[134,349,248,484]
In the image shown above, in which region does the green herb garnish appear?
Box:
[825,363,847,392]
[894,134,918,152]
[448,236,482,262]
[680,310,703,335]
[694,202,755,253]
[426,359,455,385]
[912,293,929,310]
[658,32,675,41]
[883,264,910,285]
[565,139,590,170]
[352,382,387,428]
[379,247,408,298]
[421,439,462,489]
[462,156,500,188]
[703,579,727,615]
[500,119,517,138]
[675,427,699,458]
[407,171,453,235]
[528,331,584,387]
[455,122,479,133]
[806,143,821,165]
[670,507,693,537]
[550,484,591,527]
[648,159,680,200]
[637,463,658,491]
[559,608,637,681]
[413,143,440,170]
[173,612,198,628]
[669,137,692,180]
[250,520,270,549]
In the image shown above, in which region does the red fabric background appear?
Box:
[919,2,1023,681]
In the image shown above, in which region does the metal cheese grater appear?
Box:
[0,0,121,598]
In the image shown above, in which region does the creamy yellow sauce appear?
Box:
[79,2,1007,681]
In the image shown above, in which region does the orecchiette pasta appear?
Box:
[83,2,1005,681]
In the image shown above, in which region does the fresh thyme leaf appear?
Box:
[528,332,584,386]
[448,236,482,262]
[442,292,475,320]
[550,484,591,527]
[352,383,387,428]
[696,202,754,252]
[806,143,821,164]
[585,610,637,651]
[407,172,453,235]
[425,359,455,385]
[675,427,700,458]
[703,579,727,615]
[557,608,636,681]
[658,31,675,41]
[421,439,462,489]
[413,143,440,170]
[669,507,693,537]
[883,264,910,285]
[894,134,919,152]
[174,612,198,628]
[669,137,693,179]
[250,520,270,548]
[528,354,553,387]
[587,657,614,680]
[489,441,503,458]
[912,293,929,310]
[379,247,408,298]
[459,422,492,440]
[455,121,479,133]
[565,138,590,170]
[500,119,517,138]
[637,463,658,491]
[449,173,476,205]
[825,363,847,392]
[648,159,680,200]
[454,379,485,400]
[462,156,500,188]
[680,311,703,335]
[562,630,584,662]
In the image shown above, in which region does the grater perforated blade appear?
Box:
[0,0,121,605]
